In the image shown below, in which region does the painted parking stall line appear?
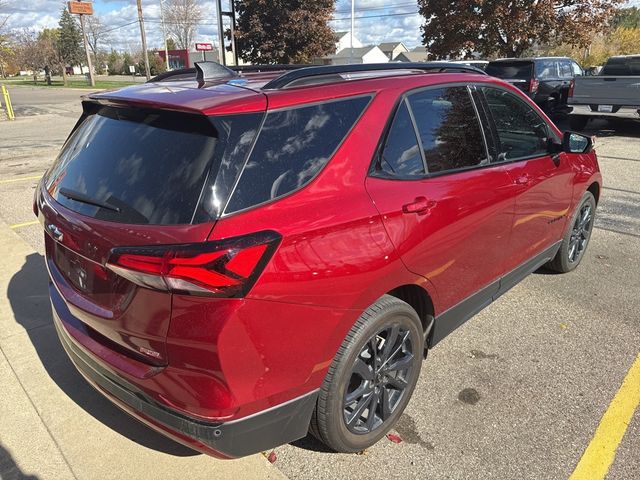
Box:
[569,353,640,480]
[9,220,39,230]
[0,175,42,185]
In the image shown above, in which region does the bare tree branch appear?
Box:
[164,0,203,50]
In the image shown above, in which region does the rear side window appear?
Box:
[535,60,558,79]
[559,61,573,78]
[224,96,370,214]
[378,100,424,176]
[45,107,261,225]
[407,87,487,173]
[486,62,533,80]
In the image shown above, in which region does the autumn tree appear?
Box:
[165,0,203,50]
[84,15,110,73]
[418,0,623,59]
[235,0,336,64]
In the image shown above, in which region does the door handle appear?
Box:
[402,197,437,215]
[514,174,532,186]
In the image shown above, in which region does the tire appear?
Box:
[546,191,596,273]
[569,115,589,131]
[310,295,424,453]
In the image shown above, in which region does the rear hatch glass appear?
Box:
[602,57,640,75]
[486,62,533,89]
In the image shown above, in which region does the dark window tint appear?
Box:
[486,62,533,80]
[378,101,424,176]
[602,56,640,75]
[225,96,370,214]
[482,87,550,161]
[45,107,261,225]
[535,60,558,79]
[408,87,487,173]
[559,61,573,78]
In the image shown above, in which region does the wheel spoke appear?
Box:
[353,357,374,381]
[380,325,399,363]
[385,353,414,373]
[381,387,392,420]
[365,392,379,431]
[345,383,371,404]
[346,392,372,426]
[379,331,410,372]
[385,374,408,390]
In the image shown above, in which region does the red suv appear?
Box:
[35,63,601,458]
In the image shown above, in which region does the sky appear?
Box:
[2,0,639,53]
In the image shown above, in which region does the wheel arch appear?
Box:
[386,284,435,352]
[587,181,600,205]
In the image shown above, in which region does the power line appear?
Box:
[330,11,421,22]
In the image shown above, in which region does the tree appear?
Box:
[612,7,640,29]
[165,0,203,50]
[235,0,335,64]
[166,37,177,50]
[84,15,110,73]
[13,30,49,82]
[418,0,623,59]
[57,7,83,85]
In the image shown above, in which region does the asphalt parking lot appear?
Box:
[0,85,638,480]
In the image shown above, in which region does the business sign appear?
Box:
[68,1,93,15]
[195,43,214,52]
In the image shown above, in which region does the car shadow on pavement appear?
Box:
[7,253,198,457]
[0,443,39,479]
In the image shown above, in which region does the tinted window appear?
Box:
[225,96,370,214]
[559,61,573,78]
[408,87,487,173]
[378,101,424,176]
[486,62,533,80]
[482,87,550,161]
[535,60,558,79]
[602,56,640,75]
[45,108,259,225]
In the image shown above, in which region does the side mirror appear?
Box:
[562,131,594,154]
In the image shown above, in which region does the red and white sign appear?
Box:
[195,43,214,52]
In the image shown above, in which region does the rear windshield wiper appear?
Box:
[59,188,121,213]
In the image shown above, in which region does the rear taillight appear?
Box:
[106,231,281,297]
[529,79,540,93]
[568,79,575,98]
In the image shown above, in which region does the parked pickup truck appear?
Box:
[568,55,640,130]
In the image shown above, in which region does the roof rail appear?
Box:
[262,62,487,90]
[232,64,310,73]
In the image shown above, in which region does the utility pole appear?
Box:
[350,0,355,64]
[160,0,170,70]
[136,0,151,80]
[79,13,96,86]
[215,0,225,65]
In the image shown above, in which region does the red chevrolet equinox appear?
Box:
[35,62,601,458]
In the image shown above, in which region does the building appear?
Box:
[334,31,363,52]
[396,50,430,63]
[327,46,389,65]
[378,42,409,61]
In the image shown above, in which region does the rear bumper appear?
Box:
[569,105,640,120]
[51,288,318,459]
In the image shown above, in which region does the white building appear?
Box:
[378,42,409,61]
[334,31,363,53]
[328,46,389,65]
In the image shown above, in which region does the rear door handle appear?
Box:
[402,197,437,215]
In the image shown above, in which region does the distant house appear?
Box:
[412,46,428,53]
[396,50,429,63]
[327,46,389,65]
[334,31,363,53]
[378,42,409,61]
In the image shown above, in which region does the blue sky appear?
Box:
[2,0,639,53]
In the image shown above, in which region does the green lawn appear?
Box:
[2,78,138,89]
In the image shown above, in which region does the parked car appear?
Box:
[486,57,584,113]
[568,54,640,130]
[35,62,601,458]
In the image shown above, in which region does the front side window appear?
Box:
[571,62,583,76]
[378,100,424,176]
[407,86,487,173]
[224,96,370,214]
[482,87,550,161]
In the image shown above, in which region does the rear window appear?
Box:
[224,96,370,214]
[486,62,533,80]
[602,57,640,75]
[45,107,262,225]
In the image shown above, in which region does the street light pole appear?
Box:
[215,0,225,65]
[136,0,151,80]
[160,0,170,70]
